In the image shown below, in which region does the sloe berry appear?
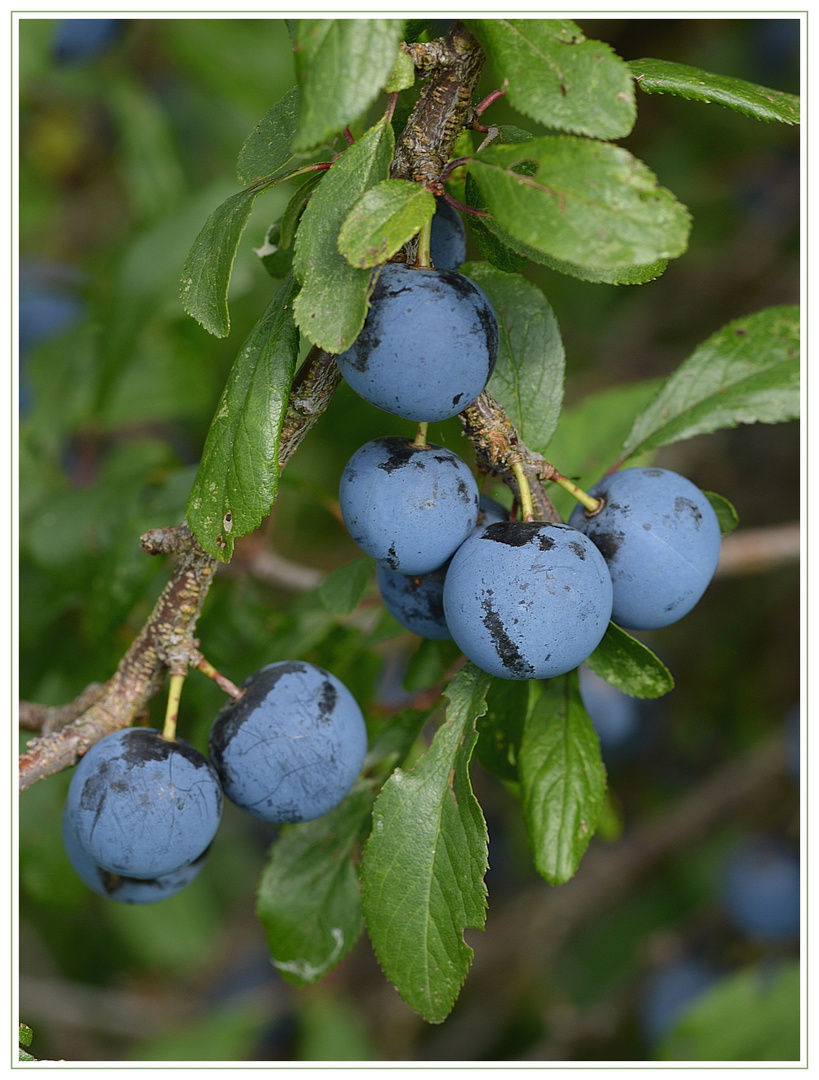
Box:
[339,436,479,575]
[336,264,498,422]
[65,727,223,880]
[569,467,721,630]
[62,806,209,904]
[443,520,613,680]
[377,563,452,640]
[430,199,467,270]
[209,661,368,824]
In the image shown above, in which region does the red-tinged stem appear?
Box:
[475,85,507,117]
[194,656,244,700]
[442,190,492,218]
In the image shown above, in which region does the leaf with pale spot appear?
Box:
[186,274,299,560]
[257,786,373,987]
[585,623,674,699]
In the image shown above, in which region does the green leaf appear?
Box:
[658,961,800,1061]
[293,118,394,352]
[361,663,492,1023]
[318,557,373,616]
[469,137,691,271]
[519,672,607,884]
[471,19,636,139]
[338,179,436,268]
[462,261,565,452]
[630,58,800,126]
[293,20,405,151]
[618,306,800,464]
[476,678,529,781]
[704,491,740,535]
[180,185,261,337]
[585,623,674,699]
[468,212,529,275]
[19,1024,33,1048]
[256,786,373,987]
[385,47,415,93]
[186,275,300,560]
[237,85,302,185]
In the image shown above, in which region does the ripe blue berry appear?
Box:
[578,663,642,758]
[339,437,479,575]
[65,727,223,880]
[639,958,719,1042]
[430,199,467,270]
[443,521,613,680]
[568,467,722,630]
[720,837,800,941]
[62,807,209,904]
[209,661,368,824]
[335,264,499,422]
[377,563,452,640]
[52,18,123,63]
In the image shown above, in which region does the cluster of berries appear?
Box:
[61,200,722,905]
[62,661,368,905]
[335,205,722,678]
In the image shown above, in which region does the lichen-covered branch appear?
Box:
[460,392,563,523]
[393,22,485,187]
[19,344,345,791]
[18,32,495,791]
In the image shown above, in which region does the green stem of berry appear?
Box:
[415,217,433,269]
[512,460,535,522]
[552,472,602,515]
[162,672,186,741]
[413,422,429,448]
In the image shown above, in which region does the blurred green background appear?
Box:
[17,17,800,1063]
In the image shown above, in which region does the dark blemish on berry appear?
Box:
[588,529,625,562]
[376,438,418,474]
[317,679,338,719]
[481,596,533,678]
[482,521,545,547]
[674,496,703,527]
[568,540,587,560]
